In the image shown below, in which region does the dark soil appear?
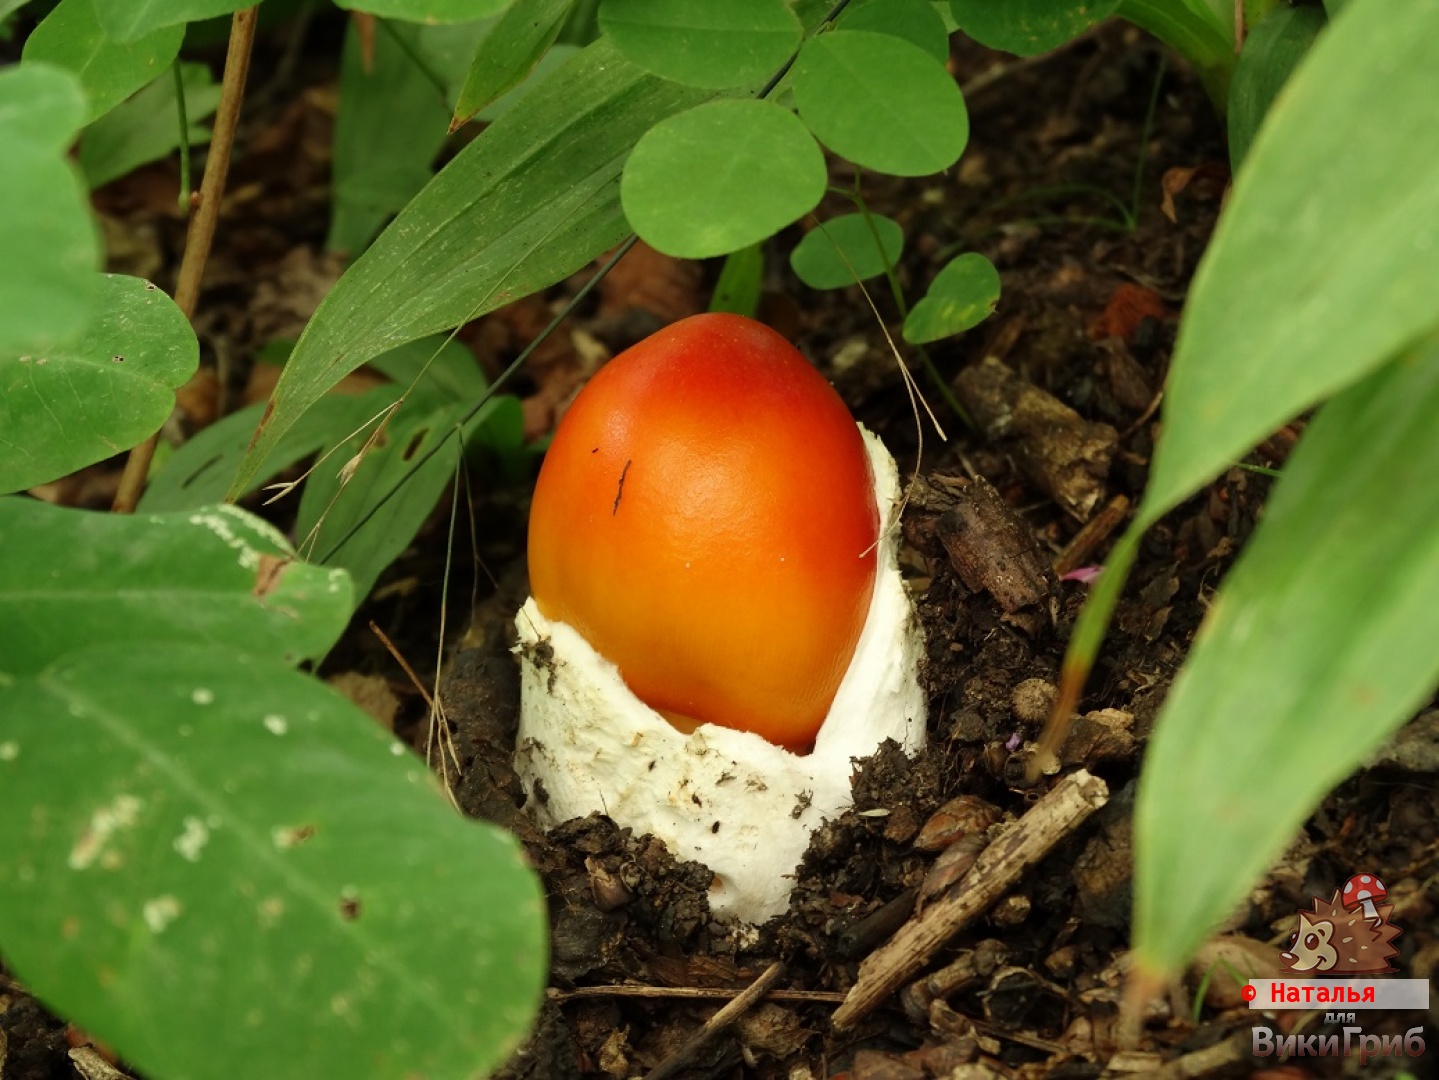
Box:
[4,14,1437,1080]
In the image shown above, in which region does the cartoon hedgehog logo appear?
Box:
[1280,873,1402,975]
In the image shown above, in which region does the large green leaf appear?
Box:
[1226,4,1325,169]
[950,0,1122,55]
[0,64,99,356]
[229,38,712,498]
[1142,0,1439,524]
[0,499,351,676]
[328,19,451,255]
[792,30,967,177]
[598,0,800,89]
[91,0,252,43]
[78,62,222,190]
[22,0,183,123]
[622,99,826,258]
[1134,335,1439,977]
[0,644,545,1080]
[1,274,198,494]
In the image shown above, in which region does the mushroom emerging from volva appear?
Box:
[514,313,925,923]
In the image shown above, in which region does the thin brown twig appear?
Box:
[369,619,460,805]
[369,620,434,711]
[113,6,260,513]
[642,962,788,1080]
[548,983,843,1005]
[831,771,1109,1030]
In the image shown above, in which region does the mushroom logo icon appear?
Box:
[1279,873,1402,975]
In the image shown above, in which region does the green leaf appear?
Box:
[1142,0,1439,524]
[91,0,252,43]
[139,396,372,511]
[599,0,800,89]
[838,0,950,64]
[1227,4,1325,170]
[710,244,764,316]
[1,274,197,493]
[0,644,546,1080]
[228,38,713,499]
[144,335,500,511]
[22,0,183,123]
[328,19,451,255]
[950,0,1122,55]
[789,212,903,289]
[471,42,579,121]
[0,63,99,356]
[334,0,514,23]
[792,30,968,176]
[901,252,1000,343]
[622,99,824,258]
[0,499,352,677]
[146,339,522,605]
[451,0,572,126]
[1,0,33,21]
[1134,335,1439,978]
[78,63,222,190]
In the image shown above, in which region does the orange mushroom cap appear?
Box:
[527,312,879,751]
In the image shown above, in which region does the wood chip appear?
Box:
[936,477,1054,613]
[954,357,1117,521]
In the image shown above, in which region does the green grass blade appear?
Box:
[1135,334,1439,978]
[450,0,572,126]
[1226,3,1324,169]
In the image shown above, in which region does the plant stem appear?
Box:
[846,184,972,428]
[1129,53,1168,227]
[113,7,259,514]
[173,61,192,212]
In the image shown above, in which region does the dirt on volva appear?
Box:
[4,15,1438,1080]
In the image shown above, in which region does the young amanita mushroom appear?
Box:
[527,312,879,750]
[514,313,925,923]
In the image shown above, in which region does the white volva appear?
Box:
[513,427,926,924]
